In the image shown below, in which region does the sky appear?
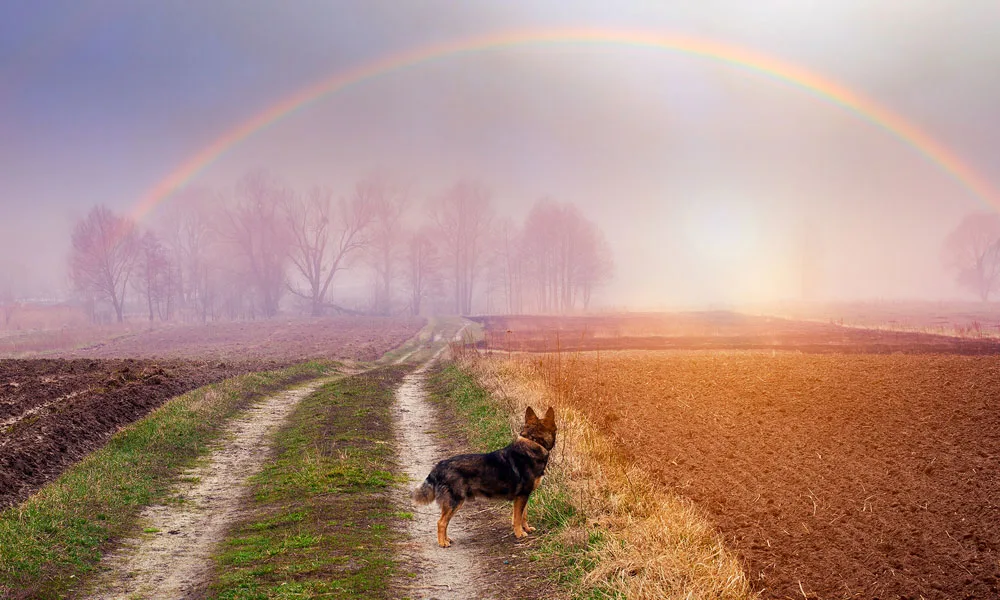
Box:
[2,0,1000,305]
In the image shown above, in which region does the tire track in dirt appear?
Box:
[394,353,491,600]
[83,378,334,600]
[394,323,526,600]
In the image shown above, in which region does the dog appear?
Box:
[412,406,557,547]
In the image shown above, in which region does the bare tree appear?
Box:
[406,227,440,316]
[483,253,499,314]
[431,181,493,315]
[285,182,375,317]
[520,199,613,313]
[220,170,292,318]
[133,230,172,322]
[367,178,409,315]
[943,212,1000,301]
[69,205,139,323]
[575,218,614,310]
[495,218,524,314]
[162,187,218,321]
[521,199,564,313]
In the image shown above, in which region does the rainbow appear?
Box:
[130,28,999,220]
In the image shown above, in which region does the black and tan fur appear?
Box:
[412,406,557,547]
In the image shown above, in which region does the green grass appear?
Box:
[426,363,511,451]
[204,366,410,600]
[426,363,610,599]
[0,361,336,600]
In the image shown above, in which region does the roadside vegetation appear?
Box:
[0,361,336,599]
[431,352,755,600]
[202,366,410,600]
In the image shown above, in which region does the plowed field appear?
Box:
[0,317,424,507]
[546,351,1000,599]
[50,317,424,364]
[0,359,246,508]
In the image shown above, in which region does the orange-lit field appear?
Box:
[525,350,1000,598]
[474,312,1000,598]
[764,301,1000,338]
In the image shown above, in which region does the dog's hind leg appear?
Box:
[512,496,528,538]
[437,499,463,548]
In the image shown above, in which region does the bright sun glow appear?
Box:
[682,200,761,263]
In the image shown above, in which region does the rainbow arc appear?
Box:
[130,29,999,220]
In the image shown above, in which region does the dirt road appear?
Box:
[83,378,332,599]
[83,321,528,599]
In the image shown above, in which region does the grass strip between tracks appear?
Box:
[0,361,337,600]
[202,365,410,600]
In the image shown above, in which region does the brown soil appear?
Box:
[549,351,1000,599]
[0,358,249,508]
[473,312,1000,354]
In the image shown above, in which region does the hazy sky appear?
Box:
[3,1,1000,305]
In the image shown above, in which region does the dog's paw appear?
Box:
[523,525,536,533]
[438,539,452,548]
[514,530,529,539]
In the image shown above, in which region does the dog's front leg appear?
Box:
[521,496,535,533]
[512,496,528,538]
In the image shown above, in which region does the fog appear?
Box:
[3,1,1000,310]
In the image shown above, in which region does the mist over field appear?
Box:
[3,1,1000,313]
[6,5,1000,598]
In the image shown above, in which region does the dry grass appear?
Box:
[460,352,756,600]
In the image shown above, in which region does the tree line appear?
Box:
[69,170,614,323]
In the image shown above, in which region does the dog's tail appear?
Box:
[412,477,436,505]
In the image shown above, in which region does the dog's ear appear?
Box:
[524,406,539,424]
[544,407,556,427]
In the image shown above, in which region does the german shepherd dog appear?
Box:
[412,406,557,547]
